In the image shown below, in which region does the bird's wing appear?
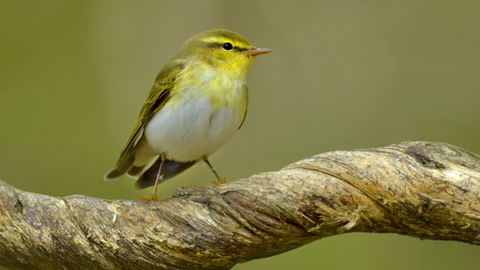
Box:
[106,60,185,179]
[237,85,249,130]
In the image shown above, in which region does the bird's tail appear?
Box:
[104,151,135,181]
[134,158,198,189]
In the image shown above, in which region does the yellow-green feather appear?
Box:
[123,61,183,154]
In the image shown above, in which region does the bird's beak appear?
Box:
[244,47,273,57]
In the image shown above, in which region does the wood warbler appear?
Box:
[104,29,271,200]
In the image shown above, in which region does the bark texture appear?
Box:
[1,141,479,270]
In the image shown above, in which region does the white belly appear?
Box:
[143,96,243,161]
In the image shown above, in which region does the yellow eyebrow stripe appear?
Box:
[202,37,231,44]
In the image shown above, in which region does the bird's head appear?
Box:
[178,29,272,77]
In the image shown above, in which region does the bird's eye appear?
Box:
[222,43,233,50]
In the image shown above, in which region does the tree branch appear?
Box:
[1,141,480,270]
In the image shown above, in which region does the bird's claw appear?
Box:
[137,193,158,201]
[212,178,227,185]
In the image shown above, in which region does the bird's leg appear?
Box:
[138,156,165,201]
[203,157,227,185]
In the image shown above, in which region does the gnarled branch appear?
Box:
[1,141,480,270]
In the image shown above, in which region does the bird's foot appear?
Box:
[137,193,158,201]
[211,178,227,185]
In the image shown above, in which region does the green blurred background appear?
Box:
[1,1,479,269]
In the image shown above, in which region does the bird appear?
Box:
[104,29,271,200]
